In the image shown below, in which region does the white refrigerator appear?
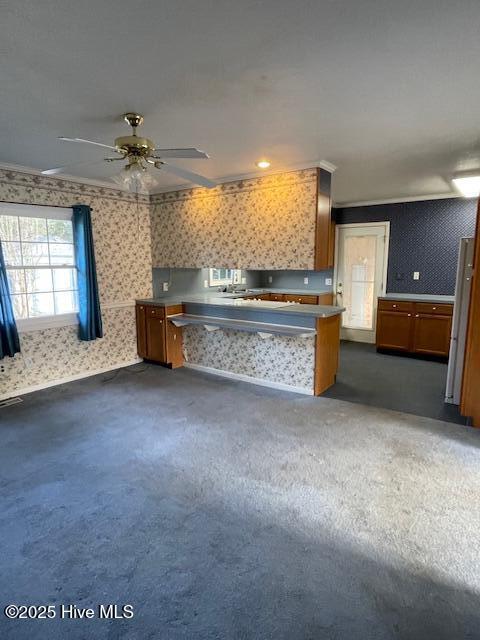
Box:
[445,237,475,404]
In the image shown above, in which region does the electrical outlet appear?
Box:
[0,364,5,374]
[325,277,332,286]
[241,277,247,285]
[304,277,309,285]
[413,272,420,280]
[268,276,273,284]
[204,279,209,288]
[163,282,169,292]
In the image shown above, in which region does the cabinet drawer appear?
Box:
[284,294,318,304]
[378,299,414,313]
[146,305,165,318]
[270,293,286,302]
[415,303,453,316]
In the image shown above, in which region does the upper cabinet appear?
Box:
[150,167,333,270]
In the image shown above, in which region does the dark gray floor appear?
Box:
[323,341,467,425]
[1,364,479,640]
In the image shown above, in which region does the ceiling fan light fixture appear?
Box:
[255,159,271,169]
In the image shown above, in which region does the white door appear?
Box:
[335,223,389,343]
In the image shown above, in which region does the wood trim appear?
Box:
[314,168,333,270]
[461,198,480,426]
[314,314,341,395]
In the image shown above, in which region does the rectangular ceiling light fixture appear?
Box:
[452,175,480,198]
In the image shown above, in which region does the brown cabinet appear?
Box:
[314,168,334,270]
[412,313,452,357]
[146,314,166,362]
[136,303,184,367]
[284,294,318,305]
[135,304,147,358]
[317,293,334,306]
[376,311,413,352]
[376,298,452,358]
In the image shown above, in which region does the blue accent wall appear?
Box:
[334,198,477,295]
[257,269,333,292]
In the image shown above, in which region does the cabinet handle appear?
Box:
[407,314,411,317]
[151,310,155,314]
[392,304,397,308]
[415,314,419,317]
[140,306,144,310]
[432,306,437,310]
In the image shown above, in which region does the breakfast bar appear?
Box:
[135,295,344,395]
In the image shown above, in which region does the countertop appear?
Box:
[248,288,333,296]
[379,293,455,304]
[136,294,344,318]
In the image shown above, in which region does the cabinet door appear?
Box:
[284,294,318,304]
[135,304,147,358]
[412,314,452,357]
[166,321,183,368]
[317,293,333,306]
[376,310,413,351]
[146,315,166,362]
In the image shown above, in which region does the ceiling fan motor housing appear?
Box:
[114,135,155,157]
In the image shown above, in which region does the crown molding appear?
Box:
[0,161,142,193]
[333,192,463,208]
[149,159,337,195]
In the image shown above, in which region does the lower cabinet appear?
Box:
[376,299,452,358]
[136,303,184,367]
[376,310,413,352]
[412,313,452,357]
[247,292,333,305]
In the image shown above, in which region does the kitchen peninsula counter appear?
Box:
[135,296,344,396]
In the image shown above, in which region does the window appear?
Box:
[209,268,243,287]
[0,204,77,325]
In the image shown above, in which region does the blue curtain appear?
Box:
[72,205,103,341]
[0,240,20,359]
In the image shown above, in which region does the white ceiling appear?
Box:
[1,0,480,204]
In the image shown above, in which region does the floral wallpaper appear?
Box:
[0,169,153,397]
[0,307,138,397]
[150,168,318,270]
[182,325,315,392]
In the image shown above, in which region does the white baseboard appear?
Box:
[184,362,314,395]
[0,359,142,402]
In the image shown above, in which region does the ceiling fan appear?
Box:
[42,112,217,190]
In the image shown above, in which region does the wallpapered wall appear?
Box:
[334,197,477,295]
[0,169,152,398]
[150,169,318,270]
[183,326,315,392]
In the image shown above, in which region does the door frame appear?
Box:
[333,221,390,343]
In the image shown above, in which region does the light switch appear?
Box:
[304,277,309,285]
[204,280,209,288]
[163,282,169,291]
[325,277,332,286]
[241,277,247,285]
[413,272,420,280]
[268,276,273,284]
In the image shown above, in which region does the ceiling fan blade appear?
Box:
[157,162,217,189]
[153,148,209,159]
[58,137,119,152]
[41,158,109,175]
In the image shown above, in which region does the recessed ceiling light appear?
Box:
[256,159,271,169]
[452,174,480,198]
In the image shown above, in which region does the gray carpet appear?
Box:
[323,341,467,425]
[1,364,479,640]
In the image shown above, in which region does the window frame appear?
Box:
[209,268,243,287]
[0,203,78,332]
